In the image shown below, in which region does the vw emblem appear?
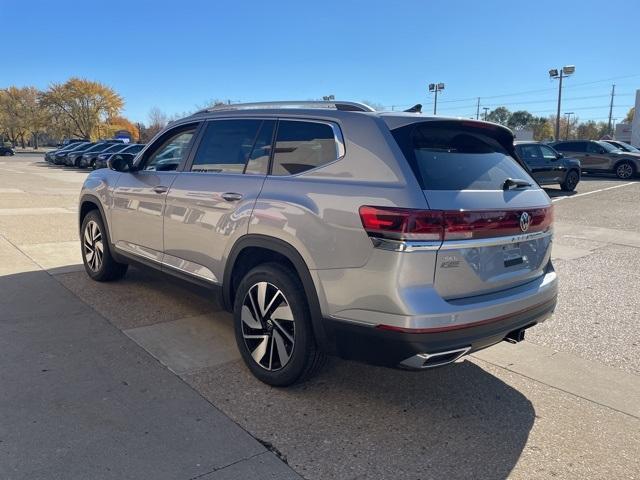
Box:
[519,212,531,232]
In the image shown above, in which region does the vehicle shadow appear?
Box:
[190,351,534,480]
[49,264,535,479]
[543,187,576,199]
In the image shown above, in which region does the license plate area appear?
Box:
[503,246,524,267]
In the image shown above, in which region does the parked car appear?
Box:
[59,138,88,147]
[551,140,640,179]
[67,141,122,167]
[93,143,145,170]
[53,142,93,165]
[514,141,581,191]
[79,142,130,169]
[0,146,15,156]
[79,101,557,386]
[46,141,90,163]
[601,140,640,154]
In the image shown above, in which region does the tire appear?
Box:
[560,170,580,191]
[233,263,326,386]
[81,210,128,281]
[90,159,96,170]
[614,161,635,180]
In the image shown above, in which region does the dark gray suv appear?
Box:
[78,101,557,386]
[552,140,640,179]
[515,141,581,191]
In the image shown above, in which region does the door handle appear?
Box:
[153,185,168,194]
[221,192,243,202]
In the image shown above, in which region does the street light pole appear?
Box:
[549,65,575,141]
[476,97,480,120]
[564,112,574,140]
[428,83,445,115]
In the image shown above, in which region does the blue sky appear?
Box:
[2,0,639,124]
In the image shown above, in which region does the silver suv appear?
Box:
[79,101,558,386]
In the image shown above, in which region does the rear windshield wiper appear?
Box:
[503,178,532,190]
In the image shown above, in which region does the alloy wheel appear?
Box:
[616,163,633,179]
[83,220,104,272]
[241,281,295,371]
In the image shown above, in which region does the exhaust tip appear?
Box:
[400,346,471,370]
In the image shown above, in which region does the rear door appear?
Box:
[162,118,274,283]
[391,121,552,299]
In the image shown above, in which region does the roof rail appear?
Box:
[196,101,375,114]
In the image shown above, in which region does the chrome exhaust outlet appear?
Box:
[400,346,471,370]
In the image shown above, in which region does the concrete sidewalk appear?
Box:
[0,237,300,480]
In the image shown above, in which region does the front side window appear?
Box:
[539,145,558,160]
[143,127,196,171]
[516,144,541,163]
[190,119,266,174]
[392,122,534,190]
[271,120,339,176]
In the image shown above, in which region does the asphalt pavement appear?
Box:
[1,154,639,479]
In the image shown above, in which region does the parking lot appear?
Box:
[1,153,639,479]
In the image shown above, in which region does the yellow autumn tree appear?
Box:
[40,78,123,140]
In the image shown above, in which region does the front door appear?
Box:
[110,123,199,264]
[518,144,552,184]
[163,119,275,283]
[583,142,610,171]
[539,144,566,183]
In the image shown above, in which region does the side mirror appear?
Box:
[556,152,564,159]
[108,154,135,172]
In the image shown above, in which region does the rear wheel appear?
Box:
[233,263,325,386]
[81,210,128,281]
[561,170,580,191]
[615,161,635,180]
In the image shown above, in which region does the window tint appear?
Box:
[587,142,603,154]
[123,144,144,154]
[516,144,541,163]
[596,141,619,153]
[272,120,338,176]
[191,120,263,174]
[391,123,534,190]
[144,128,196,171]
[539,145,558,160]
[555,142,585,152]
[245,120,275,175]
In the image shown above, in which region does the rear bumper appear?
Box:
[325,295,556,368]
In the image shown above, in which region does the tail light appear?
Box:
[359,205,553,242]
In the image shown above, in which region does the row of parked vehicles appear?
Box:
[514,139,640,192]
[44,139,145,169]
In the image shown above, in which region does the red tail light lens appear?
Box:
[359,206,553,242]
[358,206,443,240]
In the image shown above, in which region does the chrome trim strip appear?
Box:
[370,229,552,252]
[440,229,553,250]
[371,238,441,252]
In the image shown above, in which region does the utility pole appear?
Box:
[549,65,575,140]
[428,83,445,115]
[564,112,574,140]
[476,97,480,120]
[482,107,489,121]
[607,84,616,135]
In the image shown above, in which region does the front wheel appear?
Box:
[561,170,580,191]
[233,263,325,386]
[615,161,635,180]
[81,210,128,281]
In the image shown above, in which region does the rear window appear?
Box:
[391,123,533,190]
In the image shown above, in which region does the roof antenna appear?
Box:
[404,104,422,113]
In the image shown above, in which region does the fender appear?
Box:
[223,234,334,354]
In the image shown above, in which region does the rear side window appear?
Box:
[555,142,585,152]
[191,120,262,174]
[391,123,534,190]
[272,120,339,176]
